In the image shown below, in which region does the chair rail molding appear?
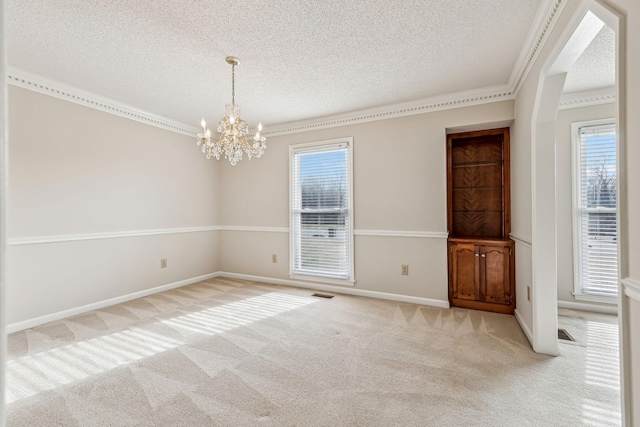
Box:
[219,226,289,233]
[621,278,640,302]
[7,226,219,246]
[354,230,448,239]
[509,233,532,247]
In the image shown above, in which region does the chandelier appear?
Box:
[197,56,266,166]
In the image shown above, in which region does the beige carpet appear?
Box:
[6,278,620,426]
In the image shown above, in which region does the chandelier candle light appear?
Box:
[197,56,266,165]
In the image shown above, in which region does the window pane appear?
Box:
[291,144,351,279]
[576,123,618,296]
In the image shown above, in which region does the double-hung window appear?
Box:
[571,120,618,300]
[290,138,354,283]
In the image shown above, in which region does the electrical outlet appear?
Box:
[161,258,167,268]
[272,254,278,263]
[527,286,531,301]
[401,264,409,275]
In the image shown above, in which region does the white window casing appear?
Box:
[571,119,618,301]
[289,138,354,285]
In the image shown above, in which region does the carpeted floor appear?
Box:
[6,278,620,426]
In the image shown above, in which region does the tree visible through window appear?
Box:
[573,121,618,298]
[290,139,353,281]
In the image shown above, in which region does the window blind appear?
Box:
[576,123,618,296]
[291,142,351,279]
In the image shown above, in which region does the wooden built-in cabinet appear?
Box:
[447,128,515,314]
[449,238,514,314]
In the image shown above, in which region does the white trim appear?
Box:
[265,86,514,137]
[7,67,198,137]
[572,292,618,305]
[621,278,640,303]
[216,227,449,239]
[0,0,7,421]
[7,226,219,246]
[509,233,532,247]
[570,118,618,298]
[3,1,565,141]
[289,273,356,287]
[219,225,289,233]
[219,272,450,309]
[558,87,616,109]
[511,0,567,95]
[354,230,448,239]
[289,137,355,282]
[6,272,221,333]
[3,1,565,142]
[558,300,618,314]
[514,309,534,346]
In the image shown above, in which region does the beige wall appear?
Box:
[555,102,616,305]
[218,101,514,302]
[7,86,220,325]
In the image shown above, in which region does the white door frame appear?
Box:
[0,0,7,424]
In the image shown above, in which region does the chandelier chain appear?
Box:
[231,64,235,106]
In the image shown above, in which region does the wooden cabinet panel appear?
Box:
[479,245,511,305]
[452,212,503,237]
[451,137,503,164]
[452,187,503,212]
[452,164,503,188]
[451,244,479,300]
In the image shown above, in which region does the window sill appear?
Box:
[289,273,356,287]
[573,292,618,305]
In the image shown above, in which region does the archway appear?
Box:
[530,0,629,421]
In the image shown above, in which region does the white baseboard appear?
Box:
[557,300,618,315]
[217,271,450,309]
[7,272,220,333]
[514,309,534,346]
[8,270,451,333]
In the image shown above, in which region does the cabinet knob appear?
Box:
[475,253,479,257]
[481,254,485,257]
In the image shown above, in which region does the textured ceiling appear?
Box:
[8,0,545,128]
[563,25,615,94]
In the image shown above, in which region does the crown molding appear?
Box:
[6,0,566,140]
[262,0,566,137]
[263,85,514,137]
[7,67,199,137]
[508,0,567,96]
[558,86,616,109]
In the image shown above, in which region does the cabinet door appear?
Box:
[451,243,479,300]
[479,244,511,305]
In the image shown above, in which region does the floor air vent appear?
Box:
[558,329,575,342]
[311,293,334,299]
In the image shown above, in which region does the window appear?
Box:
[290,138,354,283]
[572,120,618,300]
